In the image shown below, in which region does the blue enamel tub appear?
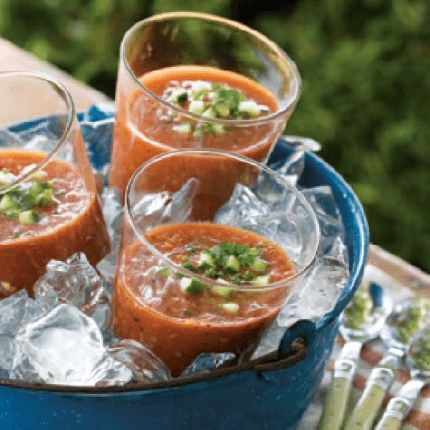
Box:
[0,137,369,430]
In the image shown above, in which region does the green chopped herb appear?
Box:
[180,277,203,294]
[182,260,196,273]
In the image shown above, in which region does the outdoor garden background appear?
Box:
[1,0,429,273]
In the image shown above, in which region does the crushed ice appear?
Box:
[0,116,349,384]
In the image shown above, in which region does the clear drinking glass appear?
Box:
[112,149,319,376]
[109,12,302,196]
[0,71,110,298]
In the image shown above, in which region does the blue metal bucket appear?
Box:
[0,138,369,430]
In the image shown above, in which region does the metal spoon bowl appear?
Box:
[344,297,430,430]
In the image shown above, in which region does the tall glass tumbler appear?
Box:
[109,12,301,197]
[112,149,320,376]
[0,71,110,298]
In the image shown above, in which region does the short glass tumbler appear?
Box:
[109,12,302,196]
[0,71,110,298]
[112,149,319,376]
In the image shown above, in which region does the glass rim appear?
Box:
[120,11,302,127]
[0,70,76,195]
[125,148,321,292]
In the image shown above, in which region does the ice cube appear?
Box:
[11,304,133,386]
[0,335,16,378]
[33,253,112,329]
[181,352,236,377]
[0,289,43,336]
[132,178,200,231]
[107,339,171,383]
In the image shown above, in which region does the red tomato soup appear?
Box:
[109,65,284,198]
[0,150,110,298]
[112,223,293,376]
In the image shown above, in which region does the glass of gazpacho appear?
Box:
[109,12,302,197]
[0,71,110,299]
[112,149,320,376]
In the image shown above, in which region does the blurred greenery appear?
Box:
[0,0,429,272]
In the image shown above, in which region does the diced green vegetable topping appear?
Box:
[198,252,215,270]
[0,168,57,225]
[225,255,240,272]
[211,280,232,297]
[251,258,269,273]
[179,242,270,286]
[157,241,273,299]
[219,303,239,313]
[161,80,271,136]
[180,277,204,294]
[251,275,271,287]
[19,210,39,225]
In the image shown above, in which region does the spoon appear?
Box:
[343,297,430,430]
[374,324,430,430]
[319,282,392,430]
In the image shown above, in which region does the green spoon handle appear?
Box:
[319,341,362,430]
[344,378,389,430]
[319,362,356,430]
[344,348,404,430]
[374,378,426,430]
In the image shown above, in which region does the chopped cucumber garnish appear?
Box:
[238,100,260,117]
[173,123,192,134]
[219,303,239,313]
[161,80,271,136]
[29,170,49,183]
[252,275,271,287]
[251,258,268,273]
[188,100,205,115]
[0,167,57,225]
[19,210,39,225]
[226,255,240,272]
[198,252,215,270]
[211,285,232,297]
[0,170,16,185]
[0,194,17,211]
[179,241,272,287]
[213,103,230,118]
[211,279,232,297]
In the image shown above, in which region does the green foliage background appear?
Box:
[1,0,429,272]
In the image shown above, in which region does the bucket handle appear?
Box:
[247,320,316,372]
[281,319,316,354]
